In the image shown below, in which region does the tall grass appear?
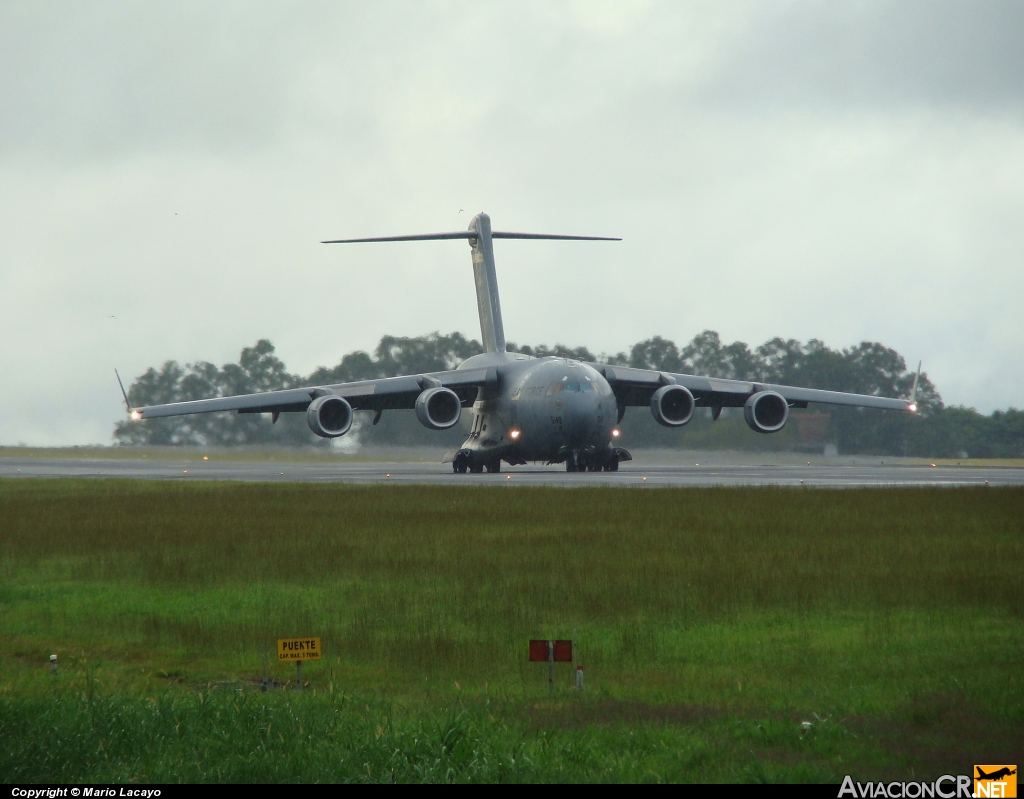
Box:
[1,481,1021,782]
[1,482,1020,674]
[1,687,861,783]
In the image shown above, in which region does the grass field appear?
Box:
[1,480,1021,782]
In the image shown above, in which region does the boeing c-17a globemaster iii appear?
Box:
[122,213,919,473]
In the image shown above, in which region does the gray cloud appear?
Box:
[702,1,1024,113]
[0,2,382,157]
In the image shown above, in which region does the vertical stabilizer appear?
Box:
[468,213,505,353]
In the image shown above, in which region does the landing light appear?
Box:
[130,410,141,420]
[611,429,620,438]
[908,402,918,413]
[509,430,520,440]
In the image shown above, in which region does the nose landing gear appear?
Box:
[452,452,500,474]
[565,449,620,472]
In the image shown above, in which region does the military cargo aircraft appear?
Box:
[123,213,918,473]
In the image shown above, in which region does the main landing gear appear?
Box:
[452,451,621,475]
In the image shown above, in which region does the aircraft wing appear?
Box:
[133,367,497,420]
[587,364,914,412]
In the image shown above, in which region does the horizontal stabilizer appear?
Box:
[323,231,620,244]
[322,231,474,244]
[491,232,620,241]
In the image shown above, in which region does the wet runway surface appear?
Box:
[2,456,1022,487]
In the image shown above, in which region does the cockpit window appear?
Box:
[548,376,602,395]
[548,379,597,394]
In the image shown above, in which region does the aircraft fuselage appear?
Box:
[452,351,619,470]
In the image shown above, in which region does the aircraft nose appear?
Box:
[562,386,604,441]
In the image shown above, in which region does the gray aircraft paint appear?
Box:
[131,213,915,473]
[469,213,504,354]
[448,352,616,468]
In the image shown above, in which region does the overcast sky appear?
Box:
[2,1,1022,445]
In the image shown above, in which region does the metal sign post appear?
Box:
[530,639,573,693]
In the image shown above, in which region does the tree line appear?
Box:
[114,331,1023,458]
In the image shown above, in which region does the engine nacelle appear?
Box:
[306,394,353,438]
[744,390,789,434]
[415,387,462,430]
[650,384,695,427]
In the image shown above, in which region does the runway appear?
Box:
[1,455,1022,487]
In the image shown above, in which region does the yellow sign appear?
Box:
[975,766,1017,798]
[277,637,322,661]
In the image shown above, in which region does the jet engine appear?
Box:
[415,387,462,430]
[306,394,353,438]
[650,384,695,427]
[744,391,789,433]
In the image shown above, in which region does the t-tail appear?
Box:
[323,212,619,353]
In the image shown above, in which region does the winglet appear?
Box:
[115,369,140,419]
[908,361,922,412]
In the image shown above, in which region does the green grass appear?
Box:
[1,480,1021,782]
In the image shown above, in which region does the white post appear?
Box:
[573,631,581,688]
[49,654,57,675]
